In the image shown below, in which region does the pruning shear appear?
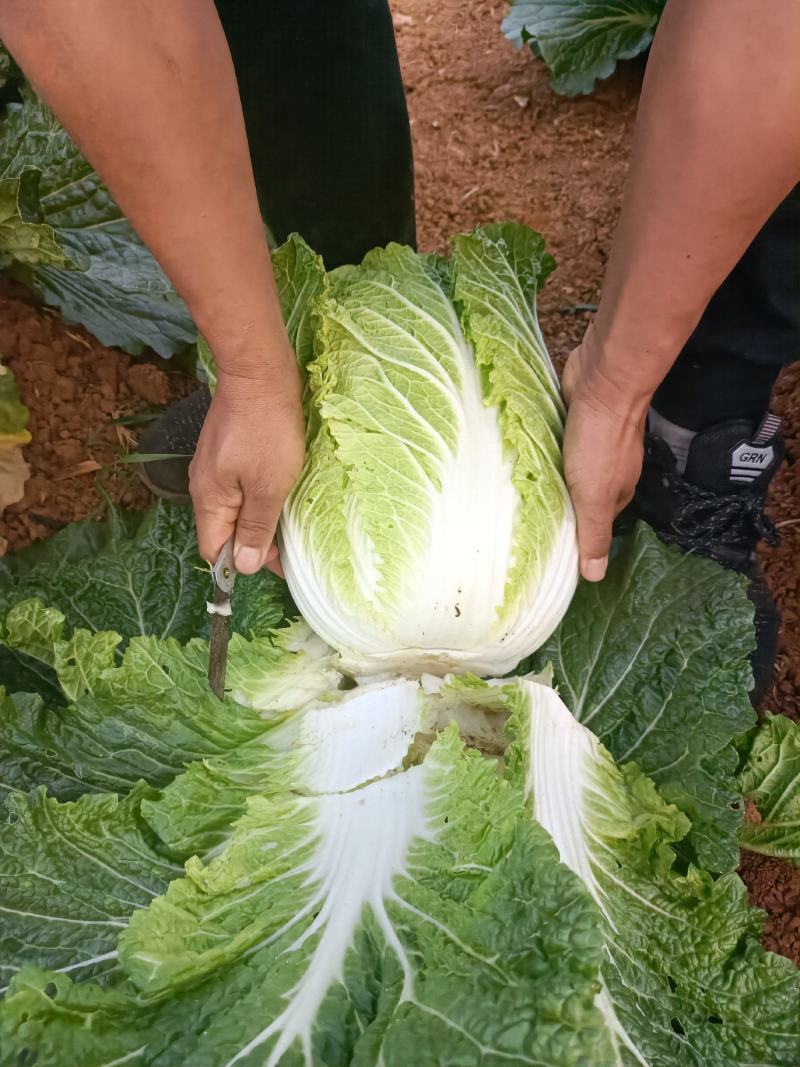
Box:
[208,537,236,700]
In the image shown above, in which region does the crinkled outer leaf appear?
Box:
[0,86,195,355]
[0,584,336,804]
[0,502,294,651]
[533,523,755,872]
[226,568,297,643]
[739,713,800,864]
[0,168,73,271]
[138,738,285,860]
[0,512,114,702]
[0,967,154,1067]
[0,784,181,989]
[1,596,332,710]
[2,600,120,700]
[281,225,577,678]
[0,504,203,642]
[0,689,93,797]
[503,0,664,96]
[0,680,260,801]
[119,702,611,1066]
[0,618,338,802]
[33,268,193,357]
[506,677,800,1067]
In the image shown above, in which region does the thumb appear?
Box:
[233,487,282,575]
[190,472,240,566]
[572,490,613,582]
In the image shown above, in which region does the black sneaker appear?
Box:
[620,413,784,705]
[136,386,211,503]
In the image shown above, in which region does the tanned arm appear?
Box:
[0,0,305,574]
[562,0,800,580]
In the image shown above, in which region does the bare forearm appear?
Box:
[0,0,296,386]
[591,0,800,407]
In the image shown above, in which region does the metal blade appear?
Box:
[208,537,236,700]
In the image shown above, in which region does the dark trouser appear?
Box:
[217,0,798,417]
[652,186,800,429]
[214,0,415,269]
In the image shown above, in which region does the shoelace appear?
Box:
[659,466,779,556]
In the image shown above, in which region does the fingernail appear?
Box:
[234,544,263,574]
[584,557,607,582]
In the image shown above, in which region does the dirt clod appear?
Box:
[127,362,170,405]
[739,850,800,965]
[0,280,191,550]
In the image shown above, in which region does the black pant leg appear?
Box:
[214,0,415,268]
[653,186,800,429]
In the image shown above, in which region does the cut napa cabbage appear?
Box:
[278,224,578,678]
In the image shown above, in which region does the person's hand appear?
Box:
[561,328,650,582]
[189,366,305,577]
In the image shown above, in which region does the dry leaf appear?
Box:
[53,459,102,481]
[0,442,30,510]
[64,329,92,350]
[115,423,137,450]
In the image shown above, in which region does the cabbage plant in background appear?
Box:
[277,224,578,678]
[503,0,665,96]
[0,80,194,356]
[739,713,800,865]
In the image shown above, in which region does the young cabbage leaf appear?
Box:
[1,968,158,1067]
[739,712,800,865]
[503,0,665,96]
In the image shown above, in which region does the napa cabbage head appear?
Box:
[279,223,578,677]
